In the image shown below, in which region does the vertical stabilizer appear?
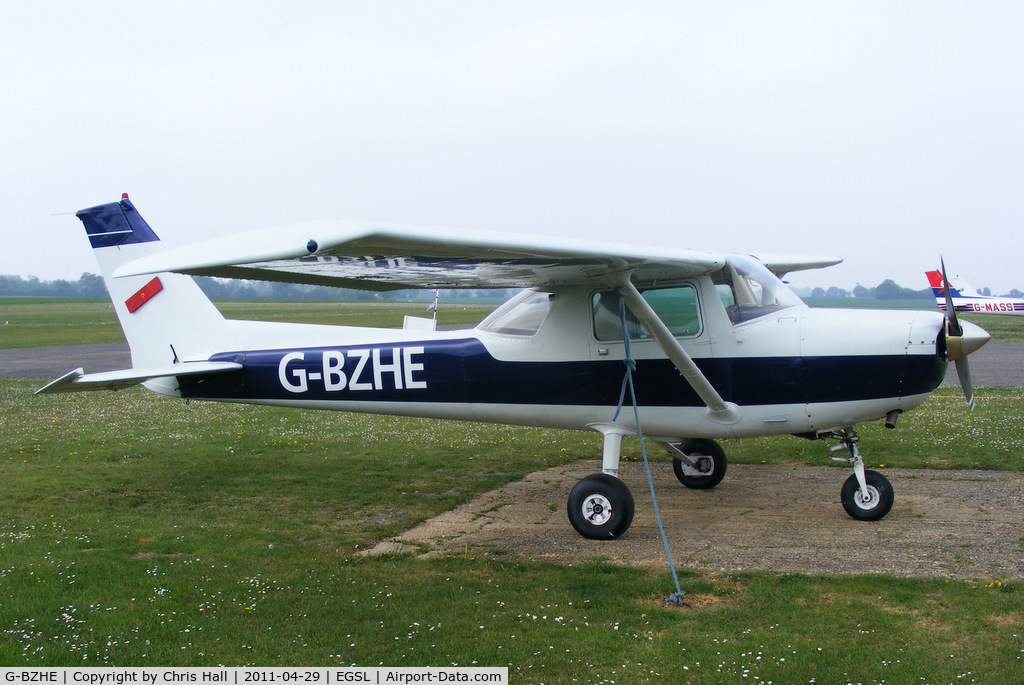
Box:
[77,195,226,369]
[946,274,981,297]
[925,269,961,299]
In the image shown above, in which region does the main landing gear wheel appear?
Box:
[840,470,894,521]
[671,438,727,490]
[567,473,635,540]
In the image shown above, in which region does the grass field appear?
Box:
[1,299,1023,680]
[0,298,498,349]
[3,296,1023,349]
[224,298,1024,342]
[0,298,125,348]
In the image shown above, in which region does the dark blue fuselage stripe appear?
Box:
[182,339,947,407]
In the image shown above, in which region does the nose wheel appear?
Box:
[828,428,894,521]
[841,470,894,520]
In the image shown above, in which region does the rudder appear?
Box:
[77,195,225,369]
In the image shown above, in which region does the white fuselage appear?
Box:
[165,277,951,443]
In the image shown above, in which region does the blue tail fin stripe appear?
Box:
[77,198,160,249]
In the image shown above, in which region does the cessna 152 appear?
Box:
[927,267,1024,317]
[39,195,990,540]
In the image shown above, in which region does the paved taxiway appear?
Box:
[366,462,1024,580]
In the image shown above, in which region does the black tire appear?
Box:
[672,438,727,489]
[840,470,894,521]
[566,474,635,540]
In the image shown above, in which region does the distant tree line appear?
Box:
[0,273,109,298]
[803,280,933,300]
[801,279,1023,300]
[194,276,514,302]
[0,273,514,302]
[1,272,1021,301]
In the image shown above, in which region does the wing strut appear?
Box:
[615,278,741,424]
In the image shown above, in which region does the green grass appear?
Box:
[2,380,1023,677]
[3,298,1024,677]
[803,296,1024,341]
[4,297,1024,350]
[0,298,496,349]
[0,298,125,348]
[214,300,495,330]
[725,387,1024,471]
[959,312,1024,341]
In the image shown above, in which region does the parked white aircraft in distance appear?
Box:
[927,268,1024,317]
[38,195,990,540]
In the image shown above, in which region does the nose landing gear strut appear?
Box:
[825,428,894,521]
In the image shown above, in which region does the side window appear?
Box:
[592,285,700,341]
[593,291,646,341]
[716,283,736,308]
[478,290,553,336]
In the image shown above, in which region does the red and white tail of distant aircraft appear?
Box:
[926,268,1024,317]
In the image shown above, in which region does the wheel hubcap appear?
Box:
[581,494,613,526]
[679,455,714,478]
[854,486,879,510]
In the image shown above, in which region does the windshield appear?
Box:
[714,256,803,324]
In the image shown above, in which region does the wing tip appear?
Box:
[35,368,85,394]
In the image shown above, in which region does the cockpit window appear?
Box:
[477,289,553,336]
[713,255,803,324]
[592,285,700,341]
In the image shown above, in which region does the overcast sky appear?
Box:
[2,1,1021,294]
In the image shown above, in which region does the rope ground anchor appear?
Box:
[614,287,685,606]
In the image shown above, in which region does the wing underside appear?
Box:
[111,219,842,291]
[112,220,736,290]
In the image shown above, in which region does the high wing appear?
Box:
[36,361,242,394]
[110,217,841,425]
[114,220,735,290]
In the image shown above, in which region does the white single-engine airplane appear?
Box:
[39,195,990,539]
[927,267,1024,317]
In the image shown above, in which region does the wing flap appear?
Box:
[36,361,242,394]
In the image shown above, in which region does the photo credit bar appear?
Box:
[0,669,507,685]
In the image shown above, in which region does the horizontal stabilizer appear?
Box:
[35,361,242,394]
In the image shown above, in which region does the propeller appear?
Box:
[939,257,989,410]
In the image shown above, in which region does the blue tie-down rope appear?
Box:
[613,288,684,606]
